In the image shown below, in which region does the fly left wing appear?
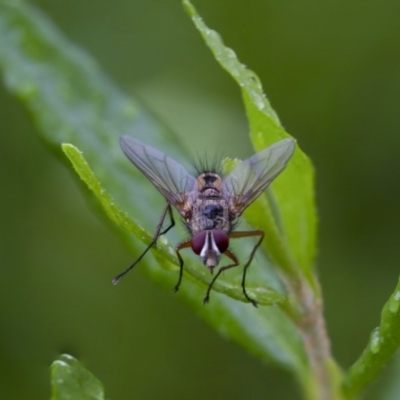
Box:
[223,139,295,217]
[120,135,197,214]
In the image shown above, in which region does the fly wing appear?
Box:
[120,135,197,213]
[223,139,295,217]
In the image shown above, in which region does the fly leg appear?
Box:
[173,241,191,292]
[112,202,174,284]
[203,249,239,305]
[230,230,265,307]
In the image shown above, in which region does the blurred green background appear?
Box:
[1,0,400,399]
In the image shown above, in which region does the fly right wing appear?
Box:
[223,139,295,217]
[120,135,197,214]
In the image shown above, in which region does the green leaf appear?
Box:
[183,0,318,282]
[50,354,105,400]
[343,276,400,398]
[0,0,310,392]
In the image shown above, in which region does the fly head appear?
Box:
[191,230,229,273]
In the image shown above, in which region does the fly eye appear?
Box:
[191,231,207,255]
[213,230,229,253]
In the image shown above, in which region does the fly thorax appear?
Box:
[203,204,223,220]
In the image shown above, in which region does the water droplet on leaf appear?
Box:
[370,328,382,354]
[388,290,400,314]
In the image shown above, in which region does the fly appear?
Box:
[113,135,295,307]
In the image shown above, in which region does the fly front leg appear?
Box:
[230,230,265,307]
[174,240,191,292]
[112,202,174,284]
[203,249,239,305]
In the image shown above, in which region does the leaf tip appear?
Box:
[182,0,196,18]
[61,142,79,154]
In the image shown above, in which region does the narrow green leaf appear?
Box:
[0,0,309,387]
[343,276,400,398]
[183,0,318,281]
[50,354,105,400]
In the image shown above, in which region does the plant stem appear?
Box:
[283,275,345,400]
